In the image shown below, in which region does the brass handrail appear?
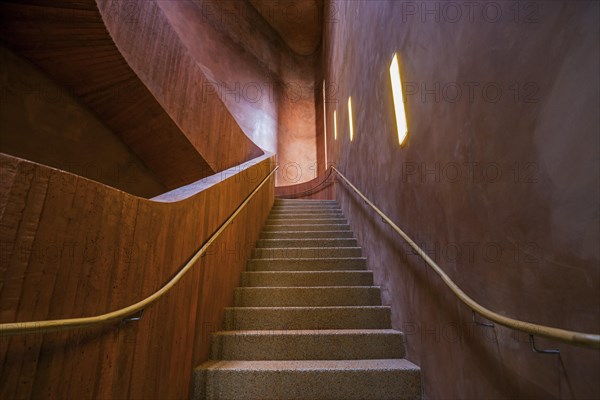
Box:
[277,167,336,199]
[332,166,600,349]
[0,166,278,337]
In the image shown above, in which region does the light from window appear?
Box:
[333,110,337,140]
[390,53,408,145]
[323,80,328,167]
[347,96,354,142]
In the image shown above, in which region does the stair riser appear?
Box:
[256,239,357,248]
[262,224,350,232]
[266,214,345,225]
[234,287,381,306]
[270,209,342,214]
[265,219,347,225]
[224,307,391,330]
[247,258,366,271]
[252,247,362,258]
[211,332,405,360]
[241,272,374,287]
[274,201,338,206]
[268,214,344,220]
[260,231,353,240]
[193,365,421,400]
[271,208,342,213]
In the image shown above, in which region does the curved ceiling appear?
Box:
[249,0,323,56]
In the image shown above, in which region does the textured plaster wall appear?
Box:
[155,0,319,186]
[324,1,599,398]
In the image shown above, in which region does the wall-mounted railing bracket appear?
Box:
[122,309,144,324]
[529,335,560,355]
[472,311,494,328]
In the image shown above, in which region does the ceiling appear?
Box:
[249,0,323,56]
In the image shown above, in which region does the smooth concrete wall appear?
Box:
[324,1,599,398]
[0,46,165,198]
[96,0,264,174]
[156,0,319,186]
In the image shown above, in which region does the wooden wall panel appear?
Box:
[0,0,214,190]
[0,152,275,399]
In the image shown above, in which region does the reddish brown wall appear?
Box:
[96,0,264,173]
[324,1,599,399]
[0,153,275,399]
[150,0,321,187]
[0,46,165,198]
[0,0,215,190]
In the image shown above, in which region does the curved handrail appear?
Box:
[332,166,600,349]
[277,167,336,199]
[0,166,278,337]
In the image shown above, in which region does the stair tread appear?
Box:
[249,257,366,261]
[198,358,419,371]
[214,328,401,336]
[241,271,372,276]
[226,305,390,310]
[236,285,379,289]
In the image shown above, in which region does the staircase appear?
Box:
[193,199,422,400]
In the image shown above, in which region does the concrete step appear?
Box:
[256,238,357,248]
[234,286,381,306]
[265,218,347,225]
[271,205,341,210]
[193,359,421,400]
[247,257,367,271]
[252,247,362,259]
[274,199,338,205]
[268,214,346,221]
[210,329,405,360]
[224,306,391,330]
[262,224,350,232]
[270,208,343,215]
[266,213,345,224]
[241,271,374,287]
[270,208,342,214]
[260,231,354,240]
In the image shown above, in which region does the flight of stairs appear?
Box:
[193,199,421,400]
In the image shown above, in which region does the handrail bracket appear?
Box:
[122,309,144,324]
[472,311,494,328]
[529,335,560,355]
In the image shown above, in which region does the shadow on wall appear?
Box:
[0,46,165,198]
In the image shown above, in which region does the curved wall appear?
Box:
[96,0,264,173]
[153,0,321,187]
[0,46,165,198]
[0,153,275,399]
[0,0,215,191]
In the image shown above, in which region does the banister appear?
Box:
[277,167,336,199]
[0,166,278,337]
[331,166,600,350]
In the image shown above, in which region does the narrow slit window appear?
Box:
[390,53,408,145]
[323,80,328,167]
[333,110,337,140]
[347,96,354,142]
